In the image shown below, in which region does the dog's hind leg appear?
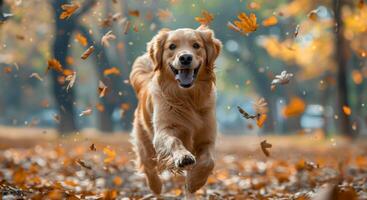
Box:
[131,120,162,195]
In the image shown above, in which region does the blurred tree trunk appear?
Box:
[333,0,353,137]
[51,0,77,133]
[51,0,95,133]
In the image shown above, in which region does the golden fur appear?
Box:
[129,26,222,195]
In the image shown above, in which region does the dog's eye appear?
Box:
[169,44,176,50]
[193,43,200,49]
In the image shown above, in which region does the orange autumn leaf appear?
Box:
[157,9,173,22]
[232,12,258,34]
[195,10,214,26]
[59,3,79,20]
[352,70,363,85]
[75,33,87,46]
[63,69,74,76]
[342,105,352,116]
[113,176,123,186]
[47,59,63,74]
[81,45,95,60]
[3,66,12,73]
[104,67,120,76]
[103,147,116,163]
[307,9,319,21]
[96,103,105,112]
[357,0,365,9]
[128,10,140,17]
[256,114,267,128]
[282,97,306,118]
[262,16,278,27]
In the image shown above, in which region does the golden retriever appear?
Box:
[129,26,222,197]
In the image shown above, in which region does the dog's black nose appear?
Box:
[179,54,193,66]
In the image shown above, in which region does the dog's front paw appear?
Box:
[174,151,196,168]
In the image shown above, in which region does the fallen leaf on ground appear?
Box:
[89,144,96,151]
[76,159,92,170]
[260,140,272,157]
[81,46,95,60]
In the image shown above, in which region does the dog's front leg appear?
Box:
[153,127,196,170]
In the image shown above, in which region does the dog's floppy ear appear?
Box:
[197,27,222,69]
[147,28,170,71]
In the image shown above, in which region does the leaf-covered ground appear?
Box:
[0,127,366,199]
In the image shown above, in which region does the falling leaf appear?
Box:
[256,114,267,128]
[342,105,351,116]
[195,10,214,26]
[96,103,105,112]
[47,59,63,74]
[103,147,116,163]
[237,106,258,119]
[231,12,258,34]
[113,176,123,186]
[81,45,95,60]
[59,3,79,20]
[307,9,319,21]
[271,70,294,91]
[262,16,278,27]
[89,144,96,151]
[103,67,120,76]
[79,108,93,117]
[123,20,131,34]
[253,98,268,114]
[282,97,306,118]
[351,70,363,85]
[3,66,12,73]
[294,24,300,38]
[75,33,87,46]
[101,30,116,47]
[76,159,92,170]
[247,2,261,10]
[128,10,140,17]
[98,81,108,98]
[65,72,76,92]
[260,140,272,157]
[30,73,43,82]
[157,9,173,22]
[227,21,241,32]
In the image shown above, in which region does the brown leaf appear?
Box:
[47,59,63,74]
[260,140,272,157]
[89,144,96,151]
[76,159,92,170]
[81,45,95,60]
[128,10,140,17]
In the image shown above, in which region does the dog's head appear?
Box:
[147,26,222,89]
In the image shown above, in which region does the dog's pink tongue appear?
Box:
[175,69,194,85]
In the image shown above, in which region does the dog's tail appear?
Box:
[130,54,154,95]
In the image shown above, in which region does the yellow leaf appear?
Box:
[103,147,116,163]
[262,16,278,27]
[75,33,87,46]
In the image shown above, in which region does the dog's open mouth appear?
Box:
[170,63,200,88]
